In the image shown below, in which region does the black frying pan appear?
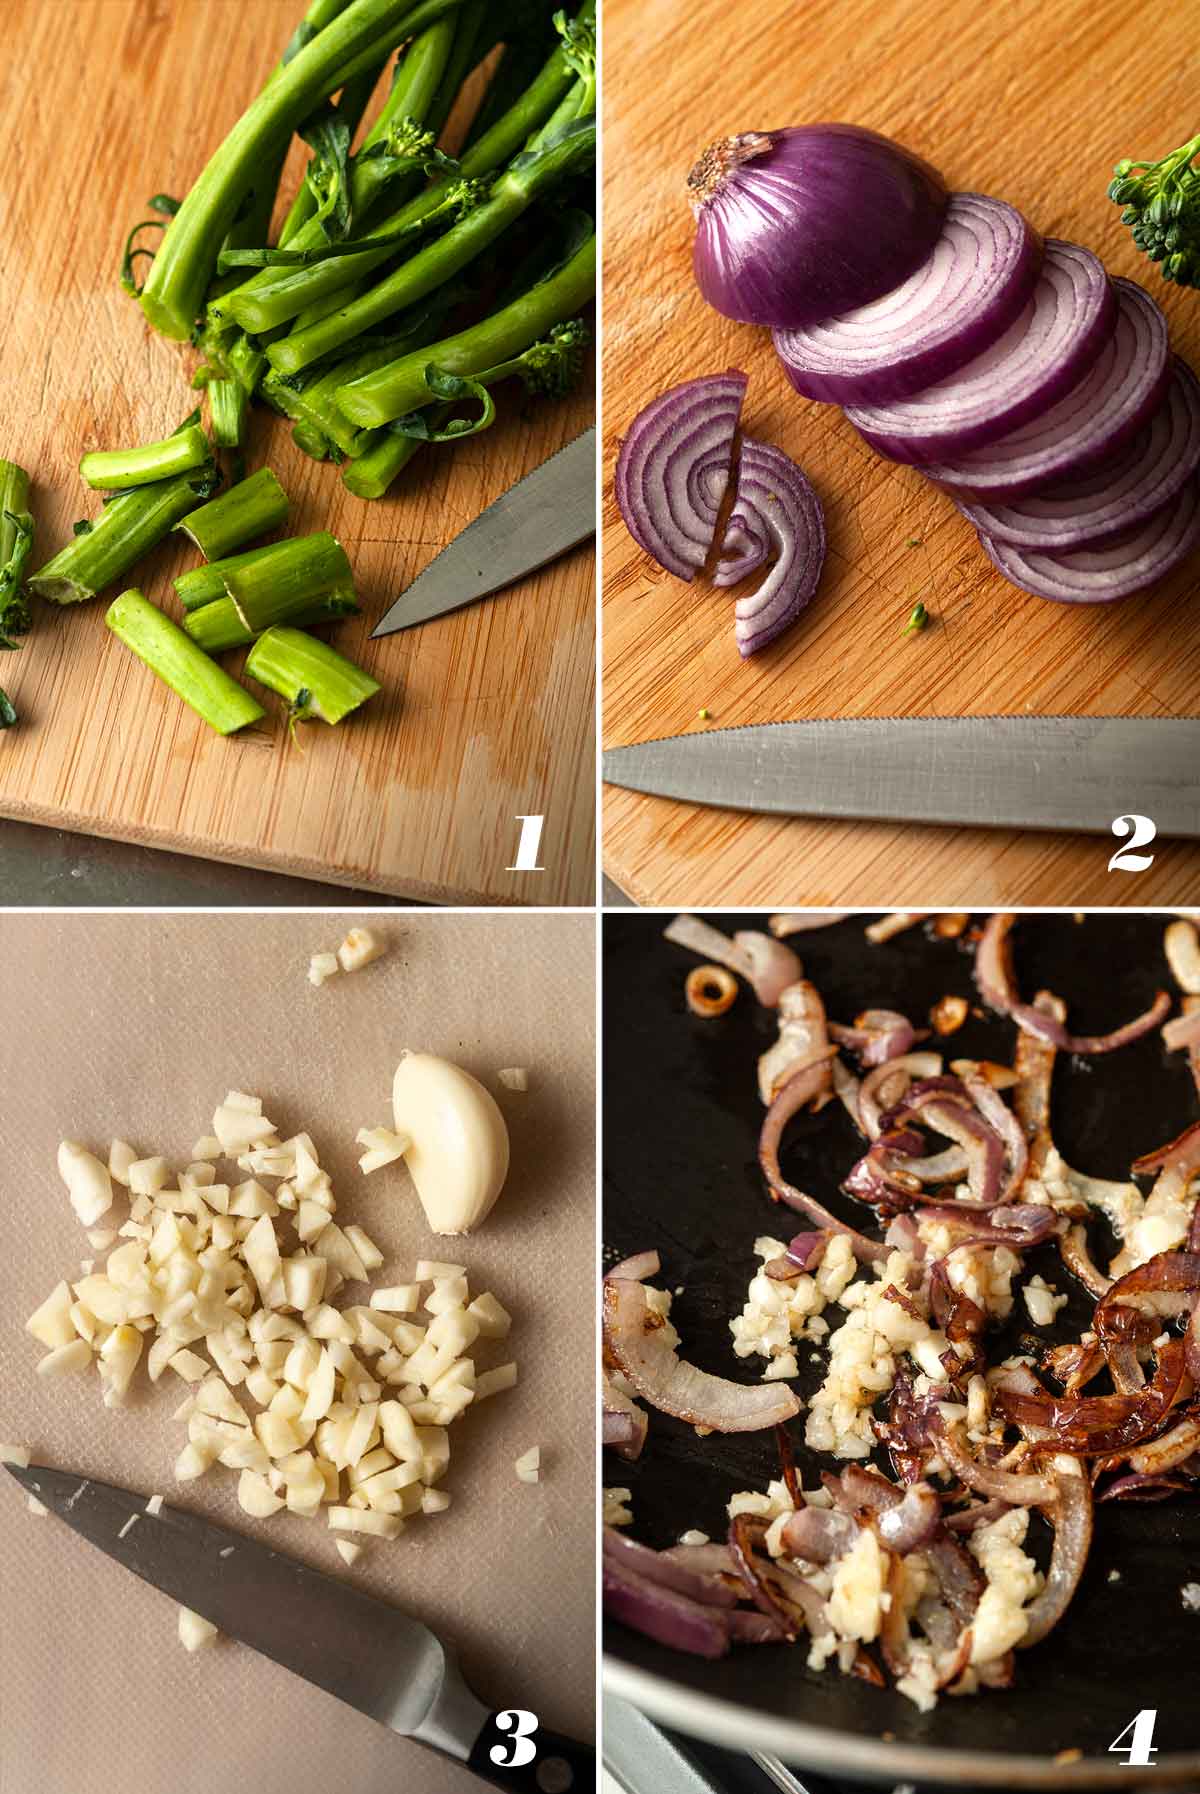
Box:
[603,912,1200,1790]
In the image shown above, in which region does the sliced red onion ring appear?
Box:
[975,913,1018,1012]
[605,1250,661,1283]
[844,240,1114,463]
[603,1550,731,1658]
[944,1499,1014,1533]
[980,478,1200,604]
[829,1009,929,1067]
[614,371,747,580]
[995,1338,1188,1456]
[936,1419,1056,1506]
[602,1374,648,1461]
[768,912,844,937]
[1129,1414,1200,1476]
[774,194,1041,405]
[859,1051,943,1137]
[759,983,833,1103]
[734,930,804,1006]
[689,125,947,330]
[1011,988,1171,1054]
[1017,1464,1092,1648]
[960,358,1200,551]
[712,437,827,657]
[780,1505,860,1564]
[759,1057,887,1259]
[876,1481,942,1553]
[925,278,1171,499]
[602,1276,801,1432]
[729,1514,829,1641]
[1098,1471,1195,1501]
[1059,1223,1112,1298]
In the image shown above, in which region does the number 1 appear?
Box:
[508,815,546,872]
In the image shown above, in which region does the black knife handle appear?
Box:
[465,1709,594,1793]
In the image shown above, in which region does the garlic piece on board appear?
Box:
[391,1053,510,1236]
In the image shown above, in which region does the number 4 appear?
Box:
[1109,1709,1158,1766]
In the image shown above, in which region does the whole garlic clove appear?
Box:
[392,1052,510,1236]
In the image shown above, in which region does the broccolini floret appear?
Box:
[1109,131,1200,288]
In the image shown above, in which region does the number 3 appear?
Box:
[489,1710,539,1769]
[1109,814,1156,873]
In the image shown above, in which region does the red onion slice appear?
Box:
[689,125,947,330]
[844,240,1114,463]
[960,358,1200,551]
[1017,1465,1092,1648]
[603,1551,732,1658]
[773,194,1041,405]
[712,437,827,657]
[614,371,747,580]
[602,1276,801,1432]
[603,1528,740,1609]
[979,478,1200,603]
[925,278,1171,499]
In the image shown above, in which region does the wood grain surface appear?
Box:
[0,0,595,907]
[601,0,1200,908]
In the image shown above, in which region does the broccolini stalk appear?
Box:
[0,460,34,650]
[293,423,332,460]
[175,467,289,560]
[340,318,590,499]
[218,2,591,336]
[268,110,595,377]
[337,225,594,426]
[185,587,360,653]
[137,0,463,340]
[246,626,380,724]
[29,467,220,606]
[275,41,396,247]
[341,425,428,499]
[1110,132,1200,288]
[79,423,212,491]
[223,530,356,629]
[175,545,285,612]
[0,459,34,727]
[105,589,265,735]
[208,379,249,449]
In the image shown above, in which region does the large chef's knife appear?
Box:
[603,716,1200,838]
[3,1462,591,1793]
[373,428,595,637]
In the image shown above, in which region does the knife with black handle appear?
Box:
[4,1462,595,1792]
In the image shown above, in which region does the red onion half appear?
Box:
[843,239,1114,463]
[960,359,1200,552]
[980,478,1200,604]
[614,371,747,580]
[714,438,827,656]
[689,125,947,330]
[924,278,1171,499]
[773,194,1042,405]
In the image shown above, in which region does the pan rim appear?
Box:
[604,1650,1200,1790]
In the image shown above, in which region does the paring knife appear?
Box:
[4,1462,592,1793]
[602,716,1200,838]
[373,427,595,636]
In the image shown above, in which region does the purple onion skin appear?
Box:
[690,125,948,331]
[773,195,1043,407]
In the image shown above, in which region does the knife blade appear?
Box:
[372,427,595,636]
[602,716,1200,838]
[4,1462,591,1793]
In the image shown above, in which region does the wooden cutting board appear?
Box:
[0,0,595,906]
[602,0,1200,907]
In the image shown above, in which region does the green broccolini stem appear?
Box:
[246,625,380,723]
[0,458,34,725]
[336,227,595,426]
[138,0,464,339]
[341,422,430,499]
[268,109,595,377]
[79,424,212,491]
[175,467,289,560]
[29,468,220,606]
[185,586,360,653]
[105,589,266,735]
[293,422,332,459]
[219,3,591,336]
[176,544,286,611]
[224,531,355,631]
[208,380,249,448]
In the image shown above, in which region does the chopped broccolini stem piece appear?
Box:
[221,531,355,633]
[901,602,930,637]
[79,424,212,491]
[341,424,430,500]
[905,536,922,548]
[29,467,219,606]
[207,379,249,449]
[246,625,380,724]
[0,459,34,724]
[185,587,360,653]
[175,467,289,560]
[105,589,265,735]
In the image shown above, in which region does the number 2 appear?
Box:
[489,1709,539,1768]
[1109,1709,1158,1766]
[1109,813,1156,873]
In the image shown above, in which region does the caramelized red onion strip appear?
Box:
[603,1276,802,1432]
[760,1060,886,1260]
[975,913,1171,1052]
[936,1418,1057,1506]
[1016,1465,1092,1649]
[603,1526,740,1608]
[995,1339,1190,1456]
[603,1546,732,1659]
